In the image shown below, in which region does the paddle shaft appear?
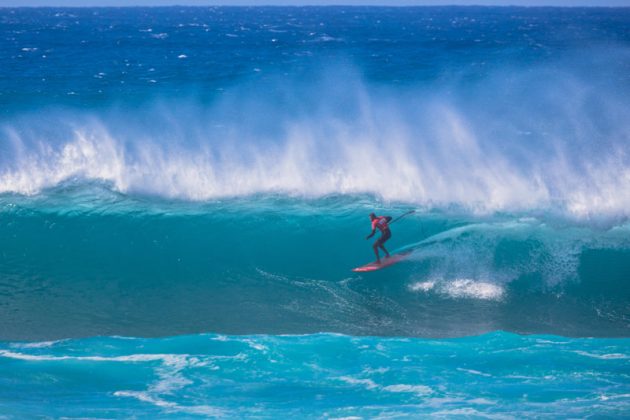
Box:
[388,210,415,226]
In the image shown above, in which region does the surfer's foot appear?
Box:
[376,259,381,265]
[385,254,391,258]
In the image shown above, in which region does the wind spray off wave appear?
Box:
[2,63,629,218]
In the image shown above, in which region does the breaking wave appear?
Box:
[1,55,629,220]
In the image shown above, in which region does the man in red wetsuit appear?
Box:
[366,213,392,264]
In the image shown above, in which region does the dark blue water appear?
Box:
[1,6,629,417]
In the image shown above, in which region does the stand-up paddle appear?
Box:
[388,210,415,226]
[352,210,416,272]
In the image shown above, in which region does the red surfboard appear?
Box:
[352,250,412,272]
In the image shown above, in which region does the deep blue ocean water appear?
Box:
[1,6,629,417]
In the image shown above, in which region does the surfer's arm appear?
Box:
[366,229,376,239]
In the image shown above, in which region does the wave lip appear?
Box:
[2,110,628,220]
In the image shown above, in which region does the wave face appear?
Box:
[1,332,629,418]
[1,193,629,340]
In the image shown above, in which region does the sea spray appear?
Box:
[2,62,629,217]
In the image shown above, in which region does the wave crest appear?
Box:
[1,61,629,219]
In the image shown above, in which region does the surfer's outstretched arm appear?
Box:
[366,229,376,240]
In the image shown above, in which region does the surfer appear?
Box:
[366,213,392,264]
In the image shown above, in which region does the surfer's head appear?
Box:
[369,213,376,220]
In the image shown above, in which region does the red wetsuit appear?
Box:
[372,216,391,246]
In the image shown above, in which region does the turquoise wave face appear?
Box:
[1,191,629,340]
[1,332,628,418]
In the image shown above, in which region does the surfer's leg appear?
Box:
[380,231,391,257]
[380,244,390,258]
[372,240,381,263]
